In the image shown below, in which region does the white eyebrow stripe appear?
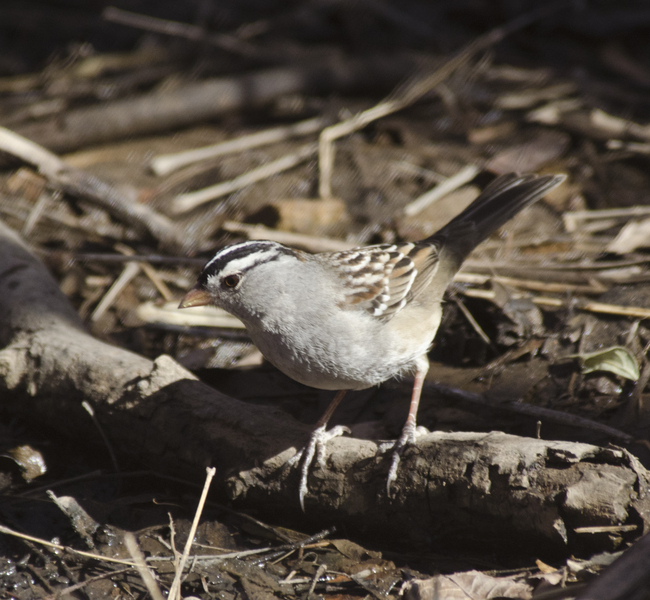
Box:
[223,250,281,273]
[203,240,285,272]
[204,242,255,270]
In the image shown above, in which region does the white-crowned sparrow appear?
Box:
[180,172,565,507]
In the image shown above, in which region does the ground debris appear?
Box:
[3,2,650,598]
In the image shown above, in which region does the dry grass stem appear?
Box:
[168,467,217,600]
[0,125,63,175]
[82,400,120,473]
[455,273,608,295]
[21,191,52,237]
[172,143,318,213]
[222,221,356,252]
[404,164,480,216]
[43,567,134,600]
[115,243,174,301]
[573,525,638,534]
[137,301,246,329]
[124,532,166,600]
[103,6,265,60]
[454,297,492,345]
[90,262,140,322]
[463,288,650,320]
[564,206,650,231]
[607,139,650,154]
[0,524,138,566]
[151,116,327,176]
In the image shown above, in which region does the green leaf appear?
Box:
[577,346,640,381]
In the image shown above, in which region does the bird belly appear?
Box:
[246,307,438,391]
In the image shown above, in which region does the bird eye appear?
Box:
[222,274,241,289]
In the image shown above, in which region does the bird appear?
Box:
[179,172,565,508]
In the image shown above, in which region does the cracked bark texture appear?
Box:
[0,219,648,556]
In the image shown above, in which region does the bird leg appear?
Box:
[287,389,350,510]
[383,355,430,497]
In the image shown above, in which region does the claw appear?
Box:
[294,424,350,510]
[384,357,429,498]
[384,424,429,497]
[284,390,348,510]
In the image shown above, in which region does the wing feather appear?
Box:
[329,242,440,320]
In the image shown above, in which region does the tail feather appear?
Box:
[428,172,566,259]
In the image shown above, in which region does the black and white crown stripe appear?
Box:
[198,241,295,286]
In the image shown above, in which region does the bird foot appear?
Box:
[287,424,350,510]
[379,424,429,498]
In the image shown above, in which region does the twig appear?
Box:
[455,272,608,295]
[135,262,174,302]
[495,82,577,110]
[137,301,246,329]
[0,126,186,251]
[151,116,327,176]
[124,532,166,600]
[454,297,491,345]
[43,567,134,600]
[163,531,335,565]
[168,467,216,600]
[625,358,650,421]
[307,563,328,599]
[115,243,174,302]
[90,262,140,322]
[463,288,650,320]
[574,525,638,534]
[82,400,120,472]
[1,192,126,240]
[591,107,650,142]
[22,191,54,237]
[0,524,138,566]
[45,251,204,266]
[103,6,269,61]
[317,4,562,198]
[251,529,334,566]
[394,161,446,183]
[221,221,356,253]
[564,205,650,232]
[426,383,633,443]
[168,513,181,566]
[462,256,650,272]
[172,143,318,213]
[16,469,104,498]
[404,164,479,216]
[607,139,650,154]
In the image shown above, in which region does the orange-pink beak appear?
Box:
[178,286,211,309]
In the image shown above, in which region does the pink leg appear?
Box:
[401,366,427,440]
[386,355,430,496]
[288,389,350,510]
[316,389,347,428]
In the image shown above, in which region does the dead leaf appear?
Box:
[607,218,650,254]
[575,346,640,381]
[405,572,532,600]
[6,445,47,481]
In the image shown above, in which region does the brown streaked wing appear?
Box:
[330,242,439,320]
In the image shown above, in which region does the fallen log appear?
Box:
[13,55,419,153]
[0,219,648,556]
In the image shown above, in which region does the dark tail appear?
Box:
[428,172,565,259]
